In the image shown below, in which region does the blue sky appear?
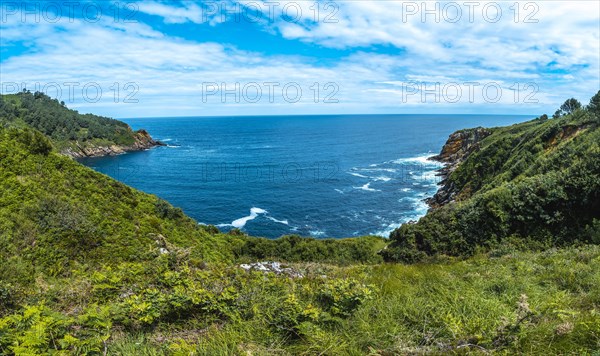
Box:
[1,0,599,118]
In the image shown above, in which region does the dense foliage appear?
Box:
[1,92,599,354]
[0,124,380,354]
[231,234,386,265]
[0,91,138,148]
[0,126,238,275]
[384,92,600,262]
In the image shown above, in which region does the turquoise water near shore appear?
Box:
[80,114,532,238]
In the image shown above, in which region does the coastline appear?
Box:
[426,127,491,209]
[61,129,165,158]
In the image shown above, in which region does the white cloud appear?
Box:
[136,1,204,24]
[0,0,598,117]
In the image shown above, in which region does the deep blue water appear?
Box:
[80,114,532,238]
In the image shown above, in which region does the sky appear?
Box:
[0,0,599,118]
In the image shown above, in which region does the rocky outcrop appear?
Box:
[426,127,492,208]
[240,261,304,278]
[61,129,165,158]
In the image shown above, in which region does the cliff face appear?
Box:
[426,127,491,208]
[61,129,165,158]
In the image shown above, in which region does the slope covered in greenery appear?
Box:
[0,123,384,355]
[384,93,600,262]
[0,92,159,156]
[0,92,599,354]
[0,127,232,274]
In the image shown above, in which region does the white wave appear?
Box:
[372,222,404,238]
[354,183,380,192]
[401,188,412,192]
[161,138,173,142]
[372,198,430,237]
[359,168,398,173]
[220,208,290,229]
[309,230,326,237]
[335,189,344,194]
[399,196,420,203]
[389,155,444,177]
[390,154,436,165]
[373,176,392,182]
[349,172,369,178]
[267,216,289,225]
[225,207,268,229]
[422,169,442,183]
[412,199,430,216]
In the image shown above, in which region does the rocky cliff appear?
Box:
[61,129,165,158]
[426,127,491,208]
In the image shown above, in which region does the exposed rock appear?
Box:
[426,127,491,208]
[240,261,304,278]
[545,124,590,149]
[430,127,491,164]
[61,129,165,158]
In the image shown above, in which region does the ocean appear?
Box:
[80,114,532,238]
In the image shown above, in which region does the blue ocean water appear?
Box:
[80,114,532,238]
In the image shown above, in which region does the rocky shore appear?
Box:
[61,129,165,158]
[426,127,491,208]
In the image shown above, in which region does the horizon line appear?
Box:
[120,113,538,120]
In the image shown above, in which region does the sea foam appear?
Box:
[221,208,291,229]
[226,207,268,229]
[354,183,380,192]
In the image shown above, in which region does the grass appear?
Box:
[42,246,598,355]
[2,95,600,354]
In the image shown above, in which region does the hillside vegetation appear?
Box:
[0,92,160,156]
[384,92,600,262]
[0,92,599,354]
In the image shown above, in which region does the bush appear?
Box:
[385,107,600,262]
[9,128,53,155]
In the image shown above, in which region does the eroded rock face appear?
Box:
[430,127,491,163]
[61,129,165,158]
[426,127,492,208]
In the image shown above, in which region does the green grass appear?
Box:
[7,246,594,355]
[1,93,600,354]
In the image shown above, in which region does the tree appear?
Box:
[552,110,562,119]
[587,90,600,117]
[559,98,582,115]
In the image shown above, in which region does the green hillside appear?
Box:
[383,93,600,262]
[0,91,161,157]
[0,92,599,354]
